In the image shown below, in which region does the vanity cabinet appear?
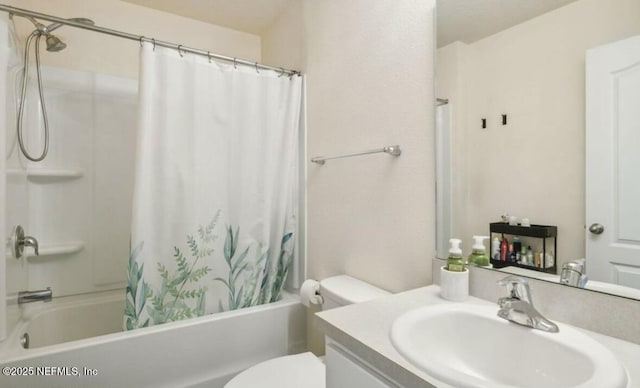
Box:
[325,339,399,388]
[489,222,557,274]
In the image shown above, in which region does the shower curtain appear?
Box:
[124,43,302,330]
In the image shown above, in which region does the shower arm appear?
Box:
[0,3,301,77]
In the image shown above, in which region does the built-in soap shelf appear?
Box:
[29,241,85,258]
[7,168,84,180]
[5,241,85,260]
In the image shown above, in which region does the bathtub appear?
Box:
[0,290,306,388]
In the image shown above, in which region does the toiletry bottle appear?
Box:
[526,246,534,266]
[500,237,507,261]
[513,237,522,262]
[520,246,527,265]
[446,239,465,272]
[468,236,490,266]
[545,249,555,268]
[508,244,516,262]
[492,237,500,261]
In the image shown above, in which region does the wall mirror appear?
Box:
[435,0,640,300]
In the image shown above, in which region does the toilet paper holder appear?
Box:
[300,279,324,307]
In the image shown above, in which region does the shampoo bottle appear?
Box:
[468,236,490,266]
[500,237,508,261]
[446,238,464,272]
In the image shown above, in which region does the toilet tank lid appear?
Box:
[320,275,390,305]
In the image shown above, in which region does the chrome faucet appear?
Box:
[18,287,52,304]
[10,225,39,259]
[497,276,559,333]
[560,258,588,288]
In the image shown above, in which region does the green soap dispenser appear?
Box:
[468,236,490,266]
[446,238,465,272]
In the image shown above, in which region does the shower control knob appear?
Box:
[10,225,40,259]
[589,223,605,235]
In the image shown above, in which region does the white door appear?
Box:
[586,35,640,289]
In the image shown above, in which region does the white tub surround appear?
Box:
[0,292,304,388]
[1,290,124,352]
[315,286,640,388]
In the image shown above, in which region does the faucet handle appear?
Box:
[22,236,39,256]
[497,276,532,304]
[10,225,39,259]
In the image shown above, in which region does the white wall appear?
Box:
[438,0,640,267]
[303,0,436,293]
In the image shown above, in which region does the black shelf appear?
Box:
[489,222,557,274]
[489,222,557,238]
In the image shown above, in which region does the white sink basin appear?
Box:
[390,303,628,388]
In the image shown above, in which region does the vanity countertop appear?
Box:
[315,285,640,388]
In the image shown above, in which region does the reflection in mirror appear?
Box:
[435,0,640,299]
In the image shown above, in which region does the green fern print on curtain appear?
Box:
[124,212,294,330]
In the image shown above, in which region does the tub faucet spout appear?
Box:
[18,287,52,304]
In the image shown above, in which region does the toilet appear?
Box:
[225,275,390,388]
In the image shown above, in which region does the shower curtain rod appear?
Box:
[0,4,301,77]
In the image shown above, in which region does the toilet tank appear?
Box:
[319,275,390,310]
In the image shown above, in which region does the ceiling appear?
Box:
[437,0,580,47]
[121,0,294,35]
[123,0,580,45]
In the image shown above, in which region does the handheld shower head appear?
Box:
[45,34,67,52]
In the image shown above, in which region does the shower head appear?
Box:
[45,34,67,52]
[25,16,95,52]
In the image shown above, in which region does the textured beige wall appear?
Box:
[6,0,261,78]
[438,0,640,267]
[303,0,436,293]
[261,0,304,71]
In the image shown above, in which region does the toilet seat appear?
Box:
[225,352,325,388]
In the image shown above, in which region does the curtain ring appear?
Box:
[151,38,156,51]
[255,62,260,74]
[278,68,285,78]
[139,36,144,47]
[177,45,184,58]
[207,51,212,63]
[233,58,237,69]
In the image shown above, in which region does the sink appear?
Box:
[390,303,628,388]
